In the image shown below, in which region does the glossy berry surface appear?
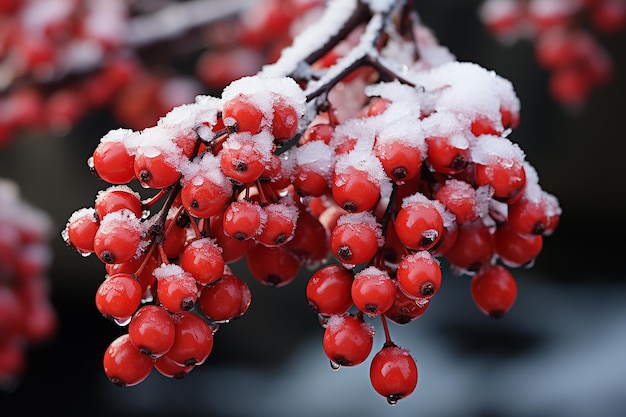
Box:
[128,305,176,358]
[369,344,418,404]
[103,334,154,387]
[351,267,397,317]
[471,264,518,318]
[306,264,354,316]
[323,314,375,367]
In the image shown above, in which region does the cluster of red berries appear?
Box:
[0,0,205,145]
[62,0,561,404]
[0,179,57,389]
[0,0,328,148]
[479,0,625,107]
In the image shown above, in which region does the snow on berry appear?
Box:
[335,210,384,247]
[364,80,425,119]
[95,208,150,262]
[471,134,525,166]
[159,97,221,131]
[220,75,306,132]
[292,140,335,181]
[62,0,564,402]
[419,111,471,145]
[413,61,521,132]
[334,148,392,200]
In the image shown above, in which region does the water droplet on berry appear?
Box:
[141,289,154,303]
[386,397,398,406]
[87,156,95,169]
[141,209,151,219]
[114,316,132,326]
[414,297,430,308]
[329,360,341,371]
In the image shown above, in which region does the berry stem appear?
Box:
[133,242,157,278]
[149,183,183,246]
[189,216,203,239]
[142,189,169,208]
[380,314,393,345]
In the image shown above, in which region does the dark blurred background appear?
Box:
[1,1,625,416]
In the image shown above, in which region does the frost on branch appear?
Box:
[63,0,561,404]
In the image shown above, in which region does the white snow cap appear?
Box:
[259,0,361,77]
[221,75,306,128]
[471,134,525,166]
[412,61,520,131]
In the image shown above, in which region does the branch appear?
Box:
[126,0,255,47]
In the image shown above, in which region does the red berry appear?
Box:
[470,264,517,318]
[330,212,382,266]
[473,136,527,203]
[255,202,298,247]
[428,219,459,257]
[154,264,199,313]
[374,137,422,183]
[162,215,188,259]
[0,338,26,382]
[180,156,233,219]
[396,251,442,303]
[369,344,418,404]
[285,207,329,267]
[493,222,543,268]
[508,189,561,236]
[384,289,430,324]
[425,134,470,175]
[95,273,143,323]
[332,165,381,213]
[222,94,264,133]
[167,311,214,366]
[434,179,485,224]
[293,164,331,197]
[94,186,143,220]
[93,209,148,264]
[128,305,176,358]
[323,314,374,367]
[306,264,354,316]
[444,220,494,274]
[133,142,182,189]
[154,354,194,379]
[63,207,99,255]
[300,123,335,145]
[106,252,158,295]
[180,238,225,286]
[590,0,626,34]
[292,141,333,197]
[103,334,154,387]
[197,273,252,322]
[90,131,136,184]
[271,96,300,141]
[209,211,254,264]
[219,133,271,184]
[367,97,392,116]
[351,266,396,317]
[394,193,444,251]
[223,200,265,241]
[246,243,300,287]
